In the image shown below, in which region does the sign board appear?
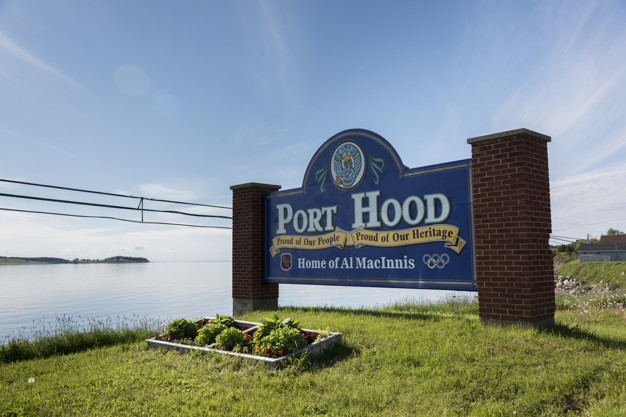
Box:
[264,129,477,290]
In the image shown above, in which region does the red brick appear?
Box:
[231,183,281,302]
[468,129,554,326]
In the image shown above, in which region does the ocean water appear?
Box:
[0,262,475,340]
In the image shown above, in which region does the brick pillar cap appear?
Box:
[230,182,281,191]
[467,128,551,145]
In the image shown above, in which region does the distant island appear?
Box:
[0,256,150,265]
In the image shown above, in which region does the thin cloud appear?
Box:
[134,183,199,202]
[235,0,303,104]
[491,1,626,176]
[551,165,626,237]
[258,0,288,62]
[0,31,85,91]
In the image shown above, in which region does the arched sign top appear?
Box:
[302,129,406,192]
[264,128,476,291]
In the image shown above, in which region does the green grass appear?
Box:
[0,327,154,364]
[558,261,626,288]
[553,252,578,265]
[0,315,165,364]
[556,290,626,311]
[2,300,626,416]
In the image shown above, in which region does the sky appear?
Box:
[1,0,625,261]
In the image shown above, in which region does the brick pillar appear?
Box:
[230,182,281,316]
[468,128,554,327]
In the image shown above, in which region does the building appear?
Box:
[578,234,626,262]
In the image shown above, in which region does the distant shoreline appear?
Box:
[0,256,149,265]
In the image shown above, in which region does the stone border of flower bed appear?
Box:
[146,319,342,368]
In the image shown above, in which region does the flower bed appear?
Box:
[146,315,341,367]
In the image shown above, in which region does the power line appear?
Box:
[0,192,231,219]
[550,234,584,241]
[0,178,231,210]
[550,237,576,244]
[0,207,231,229]
[0,177,232,228]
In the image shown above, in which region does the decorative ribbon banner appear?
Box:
[269,229,347,256]
[348,224,466,253]
[269,224,466,257]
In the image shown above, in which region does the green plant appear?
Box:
[211,314,234,327]
[196,323,227,346]
[254,314,300,340]
[314,328,331,342]
[254,326,306,356]
[215,327,245,351]
[251,315,309,356]
[194,317,211,328]
[165,318,198,340]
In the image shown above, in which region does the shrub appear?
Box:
[211,314,234,327]
[215,327,245,351]
[0,339,35,363]
[165,318,198,340]
[254,326,306,356]
[196,323,227,346]
[254,314,300,340]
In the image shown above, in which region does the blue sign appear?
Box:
[263,129,477,290]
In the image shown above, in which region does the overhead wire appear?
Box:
[0,192,231,219]
[549,237,577,244]
[550,234,584,241]
[0,178,231,210]
[0,178,232,228]
[0,207,231,229]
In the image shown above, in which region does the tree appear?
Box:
[607,228,624,236]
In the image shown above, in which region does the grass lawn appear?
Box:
[1,300,625,416]
[558,261,626,289]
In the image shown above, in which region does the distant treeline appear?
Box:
[0,256,149,264]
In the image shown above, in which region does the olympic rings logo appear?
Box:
[422,253,450,269]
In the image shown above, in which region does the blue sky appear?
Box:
[1,0,625,261]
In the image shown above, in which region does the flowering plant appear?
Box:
[215,327,246,351]
[301,330,318,344]
[153,314,331,358]
[211,314,235,327]
[195,318,211,329]
[154,330,171,341]
[254,314,300,340]
[164,318,197,340]
[196,323,227,346]
[194,314,236,329]
[254,326,305,357]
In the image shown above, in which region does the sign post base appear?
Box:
[230,182,281,317]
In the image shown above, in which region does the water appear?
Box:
[0,262,475,340]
